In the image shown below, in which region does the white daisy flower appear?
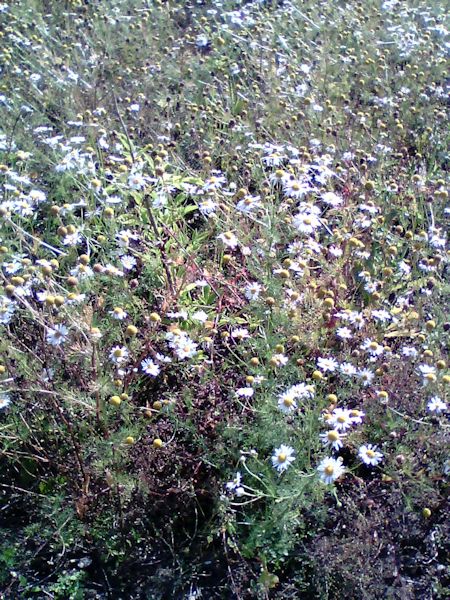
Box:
[317,456,346,484]
[172,335,198,359]
[336,327,352,340]
[198,198,218,216]
[288,383,315,399]
[271,353,288,367]
[329,246,343,257]
[231,327,249,340]
[120,255,137,270]
[320,429,346,451]
[330,408,353,432]
[357,368,375,386]
[235,387,254,398]
[236,194,261,214]
[191,310,208,323]
[109,307,127,321]
[349,409,365,425]
[371,309,392,323]
[348,311,365,329]
[402,346,418,358]
[226,472,242,492]
[271,444,296,473]
[317,357,339,372]
[358,444,383,466]
[277,390,298,414]
[217,231,239,249]
[283,178,312,199]
[116,229,138,248]
[418,364,436,385]
[128,173,147,190]
[244,282,262,301]
[141,358,161,377]
[427,396,447,414]
[0,392,11,410]
[321,191,343,207]
[0,297,15,324]
[46,324,69,346]
[360,339,384,357]
[155,353,172,364]
[62,231,82,246]
[109,345,129,365]
[292,210,321,235]
[70,264,94,279]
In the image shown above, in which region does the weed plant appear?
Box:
[0,0,448,598]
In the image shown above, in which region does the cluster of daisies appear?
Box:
[140,330,199,378]
[226,390,384,497]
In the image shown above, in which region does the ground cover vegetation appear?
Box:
[0,0,449,597]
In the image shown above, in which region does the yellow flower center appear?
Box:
[324,465,334,476]
[366,449,376,458]
[328,431,339,441]
[278,453,287,463]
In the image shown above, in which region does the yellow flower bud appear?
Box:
[126,325,138,337]
[109,396,122,407]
